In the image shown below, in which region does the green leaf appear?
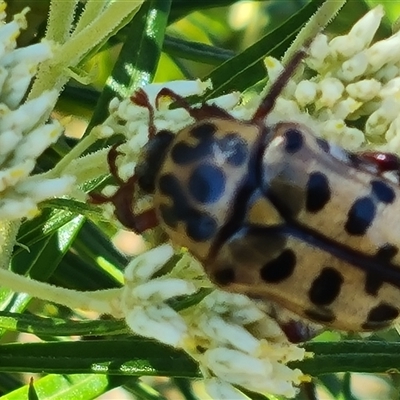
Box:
[15,210,79,257]
[292,341,400,375]
[2,374,122,400]
[11,216,84,279]
[28,379,39,400]
[163,35,235,65]
[202,0,327,99]
[88,0,172,131]
[123,380,168,400]
[0,339,200,377]
[40,198,104,221]
[0,311,128,336]
[169,0,266,24]
[0,217,85,337]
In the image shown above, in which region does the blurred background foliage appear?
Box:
[0,0,400,399]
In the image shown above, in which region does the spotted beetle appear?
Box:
[91,43,400,333]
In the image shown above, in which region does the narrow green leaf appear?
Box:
[0,311,128,336]
[172,378,199,400]
[169,0,266,24]
[342,372,358,400]
[124,380,168,400]
[40,198,104,220]
[15,210,79,257]
[0,339,200,377]
[11,216,84,278]
[28,378,39,400]
[163,35,235,65]
[292,341,400,375]
[51,250,121,290]
[0,373,21,393]
[202,0,327,99]
[317,374,343,398]
[71,221,127,272]
[89,0,172,131]
[0,217,84,337]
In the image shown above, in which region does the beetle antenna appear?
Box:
[251,38,312,123]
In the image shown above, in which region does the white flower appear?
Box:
[0,7,75,222]
[182,290,306,398]
[295,80,317,106]
[121,245,197,347]
[204,378,250,400]
[263,5,400,150]
[329,5,384,58]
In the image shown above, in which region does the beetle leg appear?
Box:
[131,89,157,139]
[355,151,400,174]
[90,174,159,233]
[89,143,159,233]
[156,87,233,120]
[252,38,312,123]
[107,143,126,184]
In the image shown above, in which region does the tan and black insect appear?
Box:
[91,45,400,333]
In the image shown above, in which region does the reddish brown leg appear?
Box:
[90,175,158,233]
[89,142,158,233]
[131,88,157,139]
[356,151,400,174]
[89,88,164,232]
[156,87,233,120]
[107,144,125,184]
[251,39,312,123]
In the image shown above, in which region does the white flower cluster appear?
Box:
[265,5,400,152]
[121,245,306,399]
[189,291,306,398]
[0,5,75,221]
[122,244,196,347]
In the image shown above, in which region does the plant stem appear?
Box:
[0,267,123,315]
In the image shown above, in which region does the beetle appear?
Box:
[91,43,400,333]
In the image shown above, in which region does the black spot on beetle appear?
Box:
[159,204,179,229]
[371,179,395,204]
[376,243,399,261]
[316,138,330,153]
[171,139,210,165]
[186,211,218,241]
[190,122,217,139]
[260,249,296,283]
[283,129,304,154]
[170,123,217,165]
[213,267,236,286]
[188,164,226,204]
[218,133,248,166]
[366,244,398,296]
[344,196,376,235]
[364,273,384,296]
[158,173,187,224]
[171,123,249,167]
[136,130,175,193]
[309,267,343,306]
[304,308,335,324]
[305,172,331,213]
[362,303,399,330]
[158,173,217,241]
